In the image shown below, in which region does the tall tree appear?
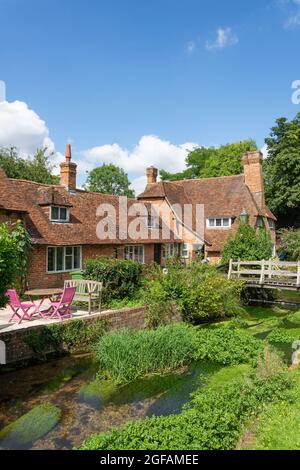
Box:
[0,147,59,184]
[160,140,257,181]
[264,113,300,227]
[84,163,135,197]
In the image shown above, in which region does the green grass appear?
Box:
[249,370,300,450]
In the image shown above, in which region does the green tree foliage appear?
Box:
[264,113,300,227]
[221,224,273,263]
[160,140,257,181]
[0,222,31,306]
[0,147,59,184]
[83,257,142,303]
[84,163,135,197]
[278,228,300,261]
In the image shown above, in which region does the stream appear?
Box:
[0,354,211,450]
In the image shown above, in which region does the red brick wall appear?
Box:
[26,243,156,289]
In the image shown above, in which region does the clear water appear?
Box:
[0,354,210,450]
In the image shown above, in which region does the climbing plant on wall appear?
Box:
[0,221,31,307]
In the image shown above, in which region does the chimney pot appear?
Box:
[65,144,72,162]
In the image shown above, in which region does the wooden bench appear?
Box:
[64,280,103,315]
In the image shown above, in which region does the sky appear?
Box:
[0,0,300,194]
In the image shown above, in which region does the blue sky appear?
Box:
[0,0,299,193]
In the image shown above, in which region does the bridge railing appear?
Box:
[228,259,300,288]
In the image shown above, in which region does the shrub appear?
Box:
[0,222,31,306]
[179,274,244,324]
[0,403,61,448]
[193,326,264,366]
[94,324,197,384]
[142,280,178,328]
[221,224,273,263]
[142,263,243,326]
[24,318,107,354]
[83,257,142,303]
[80,371,291,450]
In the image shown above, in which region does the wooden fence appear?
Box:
[228,259,300,290]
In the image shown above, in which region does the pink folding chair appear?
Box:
[6,289,38,324]
[47,287,76,321]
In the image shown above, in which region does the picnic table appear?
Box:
[25,288,63,318]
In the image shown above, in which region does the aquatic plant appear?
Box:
[0,403,61,449]
[94,324,197,384]
[193,325,265,366]
[80,370,290,450]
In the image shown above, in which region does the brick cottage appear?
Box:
[0,145,276,289]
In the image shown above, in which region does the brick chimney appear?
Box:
[146,166,158,184]
[242,151,265,208]
[60,144,77,191]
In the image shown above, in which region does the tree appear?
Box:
[0,147,59,184]
[221,224,273,263]
[84,164,135,197]
[264,113,300,227]
[277,228,300,261]
[160,140,257,181]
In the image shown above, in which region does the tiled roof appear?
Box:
[138,174,276,252]
[0,166,28,213]
[2,174,178,245]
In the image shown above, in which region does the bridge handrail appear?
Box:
[228,259,300,288]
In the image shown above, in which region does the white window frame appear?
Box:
[47,246,82,273]
[50,206,70,223]
[181,243,189,259]
[206,218,232,229]
[124,245,145,264]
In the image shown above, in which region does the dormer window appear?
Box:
[207,218,232,229]
[50,206,69,223]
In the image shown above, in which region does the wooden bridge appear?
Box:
[228,259,300,290]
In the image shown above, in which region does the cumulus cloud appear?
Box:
[205,27,239,51]
[80,135,198,194]
[0,100,61,161]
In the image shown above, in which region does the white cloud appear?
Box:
[205,27,239,51]
[0,100,61,162]
[81,135,198,194]
[261,144,269,159]
[279,0,300,28]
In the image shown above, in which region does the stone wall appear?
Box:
[0,306,148,365]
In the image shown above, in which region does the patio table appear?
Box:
[25,288,63,319]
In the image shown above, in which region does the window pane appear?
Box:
[51,207,59,220]
[209,219,214,227]
[65,255,73,271]
[216,219,222,227]
[60,207,67,220]
[47,247,55,272]
[66,247,73,256]
[74,247,81,269]
[223,218,229,227]
[56,247,64,271]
